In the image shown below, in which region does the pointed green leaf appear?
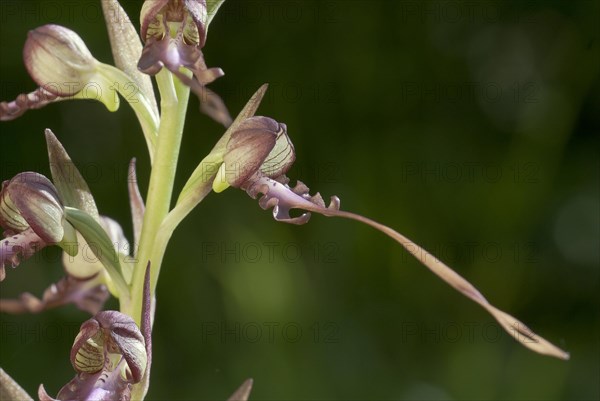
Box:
[207,0,227,28]
[45,129,100,222]
[65,207,129,299]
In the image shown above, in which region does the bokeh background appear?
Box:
[1,0,598,400]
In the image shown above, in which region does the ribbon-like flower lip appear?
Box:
[24,24,98,97]
[222,115,570,360]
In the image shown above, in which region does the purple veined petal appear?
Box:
[101,0,158,115]
[70,311,147,382]
[140,0,208,47]
[137,36,169,75]
[224,116,569,360]
[140,0,170,42]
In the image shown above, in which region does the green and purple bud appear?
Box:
[213,116,294,192]
[0,172,65,242]
[0,24,151,122]
[0,172,70,280]
[24,24,98,97]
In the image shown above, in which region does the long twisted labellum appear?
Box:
[246,176,570,360]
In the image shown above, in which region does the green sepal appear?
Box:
[45,129,100,222]
[207,0,227,28]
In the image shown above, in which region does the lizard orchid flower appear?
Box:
[138,0,231,126]
[38,267,151,401]
[217,116,570,360]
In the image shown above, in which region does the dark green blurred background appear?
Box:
[1,0,598,400]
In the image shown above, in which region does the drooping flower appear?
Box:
[138,0,231,126]
[217,115,570,360]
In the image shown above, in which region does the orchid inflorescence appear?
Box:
[0,0,568,399]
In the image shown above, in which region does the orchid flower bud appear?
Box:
[24,24,98,97]
[0,25,128,122]
[1,26,160,156]
[0,172,70,280]
[24,25,120,111]
[213,116,294,192]
[0,172,65,243]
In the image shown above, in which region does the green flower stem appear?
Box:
[127,70,190,324]
[146,153,222,286]
[141,84,272,275]
[99,64,160,161]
